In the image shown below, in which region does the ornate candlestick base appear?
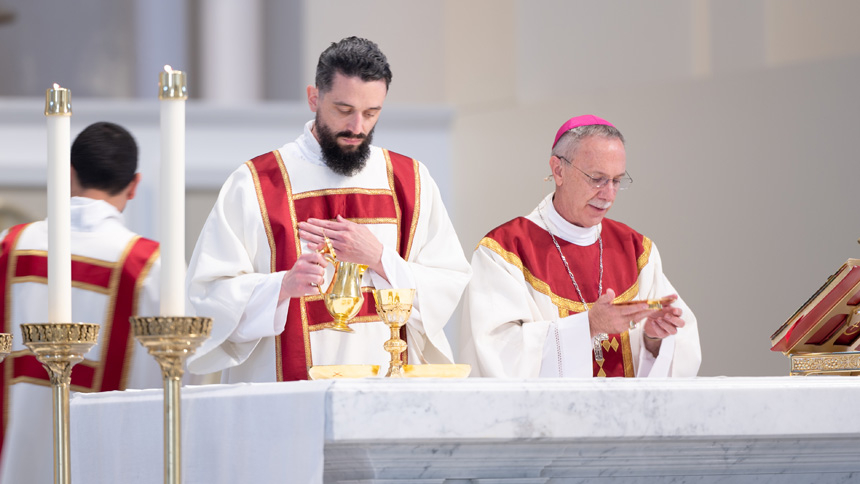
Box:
[373,289,415,378]
[20,323,99,484]
[130,316,211,484]
[0,333,11,363]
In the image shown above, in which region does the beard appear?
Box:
[315,115,374,177]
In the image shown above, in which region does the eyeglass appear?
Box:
[555,155,633,190]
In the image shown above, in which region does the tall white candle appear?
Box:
[45,84,72,323]
[159,66,188,316]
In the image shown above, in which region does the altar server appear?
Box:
[186,37,471,382]
[0,122,163,482]
[460,115,701,378]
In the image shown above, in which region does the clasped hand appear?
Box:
[588,289,685,340]
[279,216,386,301]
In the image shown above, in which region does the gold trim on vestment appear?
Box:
[384,150,403,257]
[92,236,138,391]
[9,250,119,295]
[344,217,397,225]
[621,331,634,377]
[638,237,652,271]
[292,187,392,199]
[122,245,159,390]
[3,224,29,433]
[13,250,117,269]
[405,159,420,260]
[273,150,312,371]
[8,276,111,295]
[246,160,277,274]
[480,237,639,312]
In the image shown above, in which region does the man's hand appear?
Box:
[279,252,327,301]
[588,289,659,337]
[641,297,685,356]
[298,215,386,279]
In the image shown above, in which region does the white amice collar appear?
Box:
[70,197,124,231]
[537,193,601,247]
[293,120,326,167]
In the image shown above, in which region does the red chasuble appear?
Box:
[247,149,420,381]
[0,223,159,456]
[480,217,651,377]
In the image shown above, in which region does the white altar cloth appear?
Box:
[69,377,860,483]
[69,380,331,484]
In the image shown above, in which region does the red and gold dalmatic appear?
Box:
[0,223,159,456]
[246,149,420,381]
[480,217,651,377]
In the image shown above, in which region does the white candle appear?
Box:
[45,84,72,323]
[158,66,188,316]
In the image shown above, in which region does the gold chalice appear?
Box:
[372,288,414,378]
[0,333,11,363]
[21,323,100,484]
[317,232,368,333]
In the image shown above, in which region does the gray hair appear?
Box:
[551,124,625,159]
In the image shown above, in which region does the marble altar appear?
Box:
[68,377,860,483]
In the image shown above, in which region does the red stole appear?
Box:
[481,217,651,377]
[0,223,159,456]
[247,149,420,381]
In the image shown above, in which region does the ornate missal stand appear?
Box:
[130,316,211,484]
[20,323,99,484]
[771,257,860,375]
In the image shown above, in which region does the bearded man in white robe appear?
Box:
[186,37,470,383]
[460,115,701,378]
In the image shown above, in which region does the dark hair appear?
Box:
[315,36,393,93]
[71,122,138,195]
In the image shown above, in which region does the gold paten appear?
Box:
[373,288,414,377]
[309,364,380,379]
[21,323,100,484]
[307,363,472,380]
[130,316,212,484]
[0,333,11,362]
[317,233,368,333]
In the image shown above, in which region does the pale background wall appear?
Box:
[1,0,858,377]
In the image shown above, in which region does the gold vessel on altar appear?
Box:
[373,288,414,377]
[317,233,368,333]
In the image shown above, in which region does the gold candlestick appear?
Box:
[0,333,11,363]
[130,316,211,484]
[20,323,99,484]
[372,289,415,378]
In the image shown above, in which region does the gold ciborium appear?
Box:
[20,323,100,484]
[372,288,415,378]
[0,333,11,363]
[317,234,368,333]
[130,316,212,484]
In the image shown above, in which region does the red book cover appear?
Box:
[771,259,860,354]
